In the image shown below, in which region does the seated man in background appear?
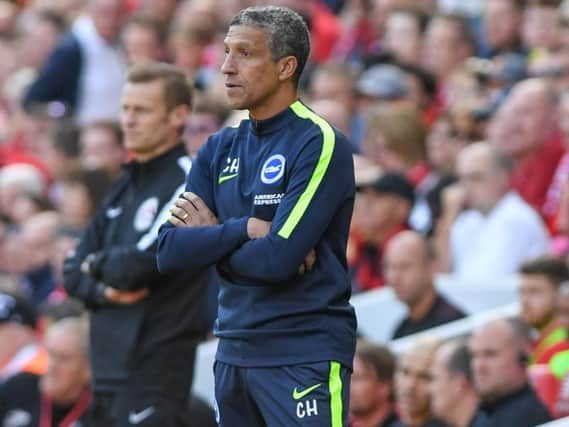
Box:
[518,255,569,364]
[0,291,46,382]
[0,317,93,426]
[385,230,464,339]
[394,337,446,427]
[435,142,550,283]
[469,318,552,426]
[430,340,489,427]
[349,340,399,427]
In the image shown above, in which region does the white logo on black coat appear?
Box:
[134,197,159,232]
[3,409,32,427]
[260,154,286,184]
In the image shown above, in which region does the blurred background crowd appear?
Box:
[3,0,569,425]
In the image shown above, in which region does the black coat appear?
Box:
[63,144,208,396]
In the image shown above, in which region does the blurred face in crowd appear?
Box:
[19,212,58,271]
[520,274,558,329]
[138,0,178,22]
[395,343,435,424]
[80,125,125,179]
[383,10,422,65]
[385,232,433,307]
[20,15,62,69]
[121,79,187,162]
[123,23,164,65]
[183,112,221,156]
[485,0,523,50]
[456,144,509,214]
[310,69,354,112]
[59,181,93,229]
[423,17,470,80]
[350,355,391,418]
[469,320,527,401]
[430,344,463,422]
[355,190,410,241]
[89,0,125,43]
[489,80,554,156]
[427,117,467,174]
[40,324,90,405]
[557,284,569,330]
[523,5,561,51]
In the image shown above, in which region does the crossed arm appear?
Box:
[166,192,316,276]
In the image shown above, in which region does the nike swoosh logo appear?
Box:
[218,173,239,184]
[292,383,322,400]
[128,406,155,424]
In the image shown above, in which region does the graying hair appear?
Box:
[229,6,310,86]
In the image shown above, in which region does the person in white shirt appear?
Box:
[435,141,550,283]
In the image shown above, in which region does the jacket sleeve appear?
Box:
[157,138,250,274]
[87,182,186,291]
[221,132,355,283]
[22,33,81,113]
[62,210,108,309]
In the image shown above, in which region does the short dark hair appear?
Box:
[430,14,476,52]
[126,62,193,112]
[126,13,168,45]
[229,6,310,87]
[83,120,123,147]
[520,255,569,289]
[51,119,80,157]
[446,341,473,383]
[355,341,396,384]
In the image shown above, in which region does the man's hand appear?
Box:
[298,249,317,275]
[104,287,149,304]
[170,192,219,227]
[247,218,272,239]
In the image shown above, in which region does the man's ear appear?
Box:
[169,104,190,129]
[278,56,298,82]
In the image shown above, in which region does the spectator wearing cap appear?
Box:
[348,171,414,292]
[0,291,47,382]
[356,64,410,113]
[435,142,550,283]
[349,341,399,427]
[385,231,464,339]
[430,341,490,427]
[0,318,94,426]
[470,318,552,427]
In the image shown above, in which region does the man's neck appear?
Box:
[446,392,479,427]
[402,411,431,427]
[249,87,297,121]
[351,402,394,427]
[409,288,436,321]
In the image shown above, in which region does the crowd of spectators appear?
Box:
[3,0,569,425]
